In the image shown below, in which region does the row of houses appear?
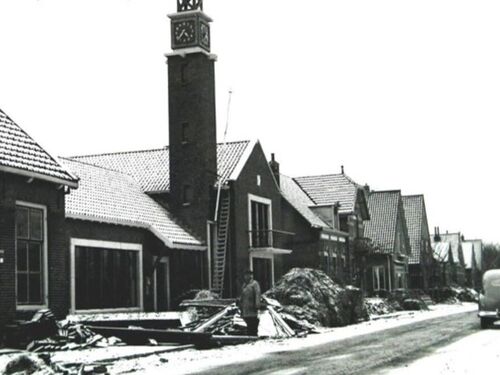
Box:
[0,1,483,328]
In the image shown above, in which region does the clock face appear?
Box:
[199,22,210,49]
[173,20,196,45]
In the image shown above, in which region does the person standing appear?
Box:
[239,269,261,336]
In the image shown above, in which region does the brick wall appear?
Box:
[0,173,68,326]
[66,219,204,312]
[229,143,284,297]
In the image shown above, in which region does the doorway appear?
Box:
[251,256,273,292]
[154,257,170,312]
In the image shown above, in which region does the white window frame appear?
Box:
[247,194,273,248]
[373,266,386,291]
[70,238,144,314]
[15,201,49,311]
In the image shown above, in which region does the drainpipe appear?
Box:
[387,255,392,291]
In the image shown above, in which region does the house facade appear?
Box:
[291,172,370,285]
[363,190,411,294]
[402,195,433,290]
[462,239,483,288]
[63,2,295,308]
[0,109,78,327]
[279,172,349,284]
[438,232,466,286]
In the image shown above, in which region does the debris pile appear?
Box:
[264,268,369,327]
[182,297,314,340]
[429,286,479,303]
[27,322,123,352]
[364,298,398,316]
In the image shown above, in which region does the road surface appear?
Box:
[194,311,488,375]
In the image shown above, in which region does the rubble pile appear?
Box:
[428,286,479,303]
[27,322,123,352]
[391,290,429,311]
[364,298,398,316]
[264,268,369,327]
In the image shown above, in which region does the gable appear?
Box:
[0,109,78,187]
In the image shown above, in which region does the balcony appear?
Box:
[248,229,294,253]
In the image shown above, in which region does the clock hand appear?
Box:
[178,29,186,39]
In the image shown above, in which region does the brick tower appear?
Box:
[167,0,217,240]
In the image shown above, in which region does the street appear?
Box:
[193,311,490,375]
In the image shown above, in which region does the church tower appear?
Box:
[167,0,217,240]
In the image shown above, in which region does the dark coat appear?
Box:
[239,279,261,318]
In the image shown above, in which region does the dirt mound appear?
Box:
[264,268,368,327]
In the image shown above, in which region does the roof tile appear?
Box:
[0,109,77,185]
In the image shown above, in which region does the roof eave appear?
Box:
[0,165,79,189]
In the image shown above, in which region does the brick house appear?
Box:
[279,172,349,283]
[438,232,466,286]
[431,239,453,287]
[0,109,78,327]
[402,195,433,290]
[290,172,370,285]
[363,190,411,293]
[61,3,295,305]
[462,239,483,288]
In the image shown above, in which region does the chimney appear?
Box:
[341,165,344,175]
[269,153,280,187]
[434,226,441,242]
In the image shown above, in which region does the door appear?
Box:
[252,257,273,292]
[154,258,170,311]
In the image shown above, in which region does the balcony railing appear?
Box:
[248,229,294,250]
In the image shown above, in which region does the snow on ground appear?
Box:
[378,322,500,375]
[104,303,477,375]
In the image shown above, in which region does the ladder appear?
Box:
[212,192,230,297]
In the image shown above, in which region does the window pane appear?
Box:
[29,273,42,304]
[16,207,29,239]
[30,209,43,240]
[17,241,28,271]
[29,243,41,272]
[75,246,139,310]
[17,273,28,303]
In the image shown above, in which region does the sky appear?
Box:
[0,0,499,243]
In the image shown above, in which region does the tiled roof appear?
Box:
[363,191,401,254]
[62,158,204,250]
[439,233,464,266]
[432,242,451,262]
[0,109,78,187]
[402,195,428,265]
[280,174,328,228]
[293,174,360,214]
[71,141,252,193]
[463,239,483,270]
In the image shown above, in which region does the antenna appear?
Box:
[214,89,233,222]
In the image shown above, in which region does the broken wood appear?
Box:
[192,305,235,333]
[180,299,237,309]
[268,307,295,337]
[86,326,212,348]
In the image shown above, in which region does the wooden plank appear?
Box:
[180,299,237,308]
[192,305,234,333]
[85,326,212,348]
[268,307,295,337]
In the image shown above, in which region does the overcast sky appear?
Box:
[1,0,499,243]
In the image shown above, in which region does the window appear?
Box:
[16,204,46,307]
[71,239,143,312]
[250,199,270,247]
[373,266,386,291]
